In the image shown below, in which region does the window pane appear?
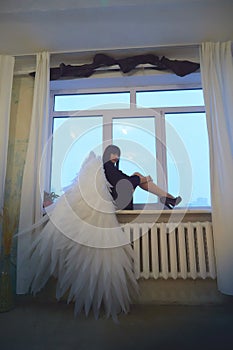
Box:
[165,113,211,207]
[136,89,204,108]
[112,117,157,204]
[54,92,130,111]
[51,116,102,195]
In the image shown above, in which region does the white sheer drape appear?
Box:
[17,52,50,293]
[0,55,15,214]
[0,55,15,252]
[200,41,233,295]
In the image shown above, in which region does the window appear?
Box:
[112,117,157,204]
[136,89,205,108]
[165,113,210,207]
[51,116,103,195]
[54,92,130,111]
[50,87,210,208]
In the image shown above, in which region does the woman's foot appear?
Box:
[160,196,182,209]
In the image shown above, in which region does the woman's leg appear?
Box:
[133,172,175,198]
[139,181,175,198]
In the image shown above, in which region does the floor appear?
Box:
[1,295,233,350]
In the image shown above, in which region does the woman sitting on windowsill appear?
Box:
[103,144,182,210]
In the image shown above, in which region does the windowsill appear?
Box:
[116,207,212,223]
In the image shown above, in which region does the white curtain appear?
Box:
[17,52,50,293]
[0,55,15,215]
[200,41,233,295]
[0,55,15,253]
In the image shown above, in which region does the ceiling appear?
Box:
[0,0,232,78]
[1,0,233,56]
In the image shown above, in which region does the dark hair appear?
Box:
[102,145,121,169]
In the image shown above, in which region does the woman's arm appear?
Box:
[104,161,140,188]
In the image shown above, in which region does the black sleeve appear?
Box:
[104,161,140,189]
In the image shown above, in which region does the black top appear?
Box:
[104,160,140,210]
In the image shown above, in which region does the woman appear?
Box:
[103,144,182,210]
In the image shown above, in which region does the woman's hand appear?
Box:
[133,172,153,184]
[146,175,153,182]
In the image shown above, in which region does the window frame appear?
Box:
[49,84,206,208]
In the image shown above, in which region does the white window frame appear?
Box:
[49,84,206,207]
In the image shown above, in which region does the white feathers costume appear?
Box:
[19,152,139,321]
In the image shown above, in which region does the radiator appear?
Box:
[122,222,216,280]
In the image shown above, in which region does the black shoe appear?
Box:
[160,196,182,209]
